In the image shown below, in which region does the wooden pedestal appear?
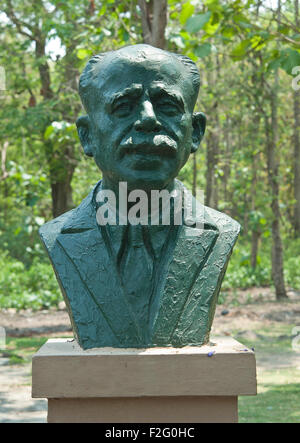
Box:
[32,337,256,423]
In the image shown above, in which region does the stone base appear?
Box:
[48,396,238,423]
[32,337,257,423]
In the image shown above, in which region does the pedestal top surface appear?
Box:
[34,336,254,357]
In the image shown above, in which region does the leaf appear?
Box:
[186,51,198,62]
[250,35,266,51]
[240,255,250,266]
[204,0,223,11]
[267,58,281,72]
[233,13,251,24]
[230,39,252,59]
[278,25,291,36]
[195,43,212,58]
[186,12,212,33]
[122,29,130,42]
[76,48,91,60]
[14,227,21,236]
[222,26,236,39]
[203,20,220,36]
[179,2,195,25]
[280,49,300,76]
[44,125,54,140]
[98,5,107,15]
[26,196,39,207]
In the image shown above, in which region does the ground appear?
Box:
[0,287,299,423]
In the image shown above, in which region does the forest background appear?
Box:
[0,0,300,311]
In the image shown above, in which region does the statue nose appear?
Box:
[134,101,161,132]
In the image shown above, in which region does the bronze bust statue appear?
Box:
[39,44,240,349]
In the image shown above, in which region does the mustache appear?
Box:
[119,133,178,157]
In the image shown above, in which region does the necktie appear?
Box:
[119,224,154,332]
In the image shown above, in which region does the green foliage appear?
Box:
[285,256,300,289]
[194,43,212,58]
[222,244,272,290]
[222,236,300,292]
[0,252,62,310]
[179,2,195,25]
[186,12,212,33]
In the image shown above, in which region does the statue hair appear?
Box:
[79,45,200,112]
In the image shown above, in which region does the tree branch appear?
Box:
[3,0,36,40]
[152,0,167,49]
[138,0,152,44]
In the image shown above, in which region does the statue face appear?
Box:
[77,46,205,191]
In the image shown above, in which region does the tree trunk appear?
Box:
[36,37,77,218]
[251,230,260,269]
[265,73,287,299]
[262,0,287,300]
[46,139,76,218]
[205,133,218,208]
[35,38,53,100]
[294,0,300,236]
[205,54,220,210]
[223,120,231,208]
[293,83,300,236]
[205,116,219,209]
[51,178,74,219]
[250,116,261,269]
[138,0,167,49]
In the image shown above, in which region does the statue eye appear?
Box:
[156,100,180,115]
[112,101,132,116]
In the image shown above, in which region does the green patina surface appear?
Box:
[40,45,240,349]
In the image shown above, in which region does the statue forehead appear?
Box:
[93,47,191,92]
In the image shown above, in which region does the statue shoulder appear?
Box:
[175,180,240,237]
[204,205,241,236]
[39,209,77,251]
[39,186,97,251]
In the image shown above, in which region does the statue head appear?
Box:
[76,44,206,192]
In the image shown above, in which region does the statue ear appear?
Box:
[76,115,94,157]
[191,112,206,153]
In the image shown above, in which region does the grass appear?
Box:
[239,368,300,423]
[1,336,50,365]
[231,324,300,423]
[234,323,297,354]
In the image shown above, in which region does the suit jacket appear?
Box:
[39,180,240,349]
